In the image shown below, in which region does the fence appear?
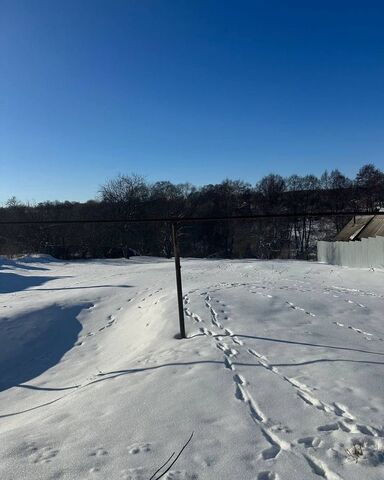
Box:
[317,236,384,269]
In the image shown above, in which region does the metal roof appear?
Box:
[359,215,384,239]
[335,215,384,241]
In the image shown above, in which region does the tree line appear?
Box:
[1,164,383,260]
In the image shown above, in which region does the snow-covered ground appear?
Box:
[0,256,383,480]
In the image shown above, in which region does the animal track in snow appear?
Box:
[199,327,214,337]
[211,316,222,329]
[333,321,379,340]
[348,325,369,335]
[250,287,316,317]
[26,444,59,464]
[225,352,289,461]
[203,294,227,329]
[344,298,366,308]
[224,356,234,370]
[121,467,146,480]
[315,414,380,441]
[297,436,322,448]
[329,285,374,295]
[304,453,343,480]
[163,470,199,480]
[232,375,266,424]
[89,447,108,457]
[286,301,316,317]
[285,377,313,393]
[261,444,280,460]
[190,283,381,475]
[192,313,202,323]
[317,423,340,432]
[89,467,101,473]
[247,348,265,360]
[190,288,330,468]
[247,349,277,372]
[127,443,151,454]
[233,373,246,386]
[216,342,238,357]
[235,381,248,402]
[297,391,334,414]
[197,287,347,470]
[296,391,356,423]
[245,347,361,430]
[260,428,290,460]
[98,315,116,332]
[249,289,274,300]
[332,402,354,420]
[183,294,190,305]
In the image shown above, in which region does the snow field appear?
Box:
[0,257,383,479]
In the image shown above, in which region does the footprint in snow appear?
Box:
[164,471,198,480]
[317,423,339,432]
[120,467,146,480]
[127,443,151,454]
[297,436,322,448]
[89,448,108,457]
[27,445,59,464]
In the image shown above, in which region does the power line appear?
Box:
[0,210,382,226]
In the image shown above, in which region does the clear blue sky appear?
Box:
[1,0,383,203]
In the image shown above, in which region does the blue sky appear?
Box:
[1,0,384,203]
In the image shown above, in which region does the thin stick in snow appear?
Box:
[149,432,194,480]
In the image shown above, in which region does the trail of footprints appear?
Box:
[325,285,384,300]
[229,283,317,318]
[210,279,381,320]
[77,288,165,344]
[214,281,384,343]
[184,288,383,479]
[333,321,383,342]
[185,291,288,476]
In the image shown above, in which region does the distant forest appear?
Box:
[1,164,384,260]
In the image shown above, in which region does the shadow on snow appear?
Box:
[0,272,67,294]
[0,303,92,392]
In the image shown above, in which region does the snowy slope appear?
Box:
[0,257,383,480]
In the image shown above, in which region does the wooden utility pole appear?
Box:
[172,222,186,339]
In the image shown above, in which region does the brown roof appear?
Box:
[359,215,384,239]
[335,215,384,241]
